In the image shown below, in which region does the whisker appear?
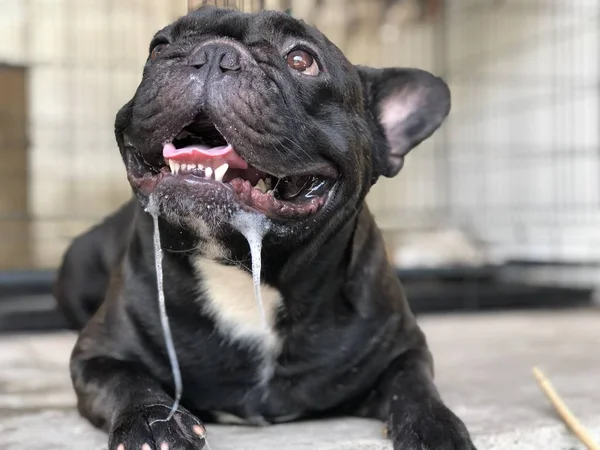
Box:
[280,135,316,164]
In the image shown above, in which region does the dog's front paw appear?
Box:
[109,404,206,450]
[390,401,476,450]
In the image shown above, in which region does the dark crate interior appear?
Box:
[0,264,594,333]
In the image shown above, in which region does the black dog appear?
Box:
[55,6,476,450]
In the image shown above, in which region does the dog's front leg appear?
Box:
[384,348,476,450]
[71,353,206,450]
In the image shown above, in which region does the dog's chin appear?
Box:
[124,115,338,233]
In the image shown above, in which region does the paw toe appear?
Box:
[192,424,206,437]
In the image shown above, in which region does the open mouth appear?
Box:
[134,114,337,220]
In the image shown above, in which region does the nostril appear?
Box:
[218,52,241,72]
[189,49,208,69]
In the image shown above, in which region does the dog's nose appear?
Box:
[189,42,242,74]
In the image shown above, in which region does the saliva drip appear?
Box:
[145,196,182,423]
[230,211,272,331]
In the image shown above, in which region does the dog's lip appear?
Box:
[142,167,333,220]
[268,163,339,180]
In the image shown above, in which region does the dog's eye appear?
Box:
[150,43,168,61]
[286,49,319,76]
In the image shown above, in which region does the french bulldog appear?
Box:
[55,5,476,450]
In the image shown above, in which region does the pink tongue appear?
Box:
[163,143,248,169]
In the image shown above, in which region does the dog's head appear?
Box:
[116,6,450,242]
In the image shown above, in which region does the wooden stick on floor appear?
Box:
[533,367,600,450]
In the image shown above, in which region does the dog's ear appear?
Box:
[357,67,451,178]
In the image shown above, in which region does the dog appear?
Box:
[55,6,476,450]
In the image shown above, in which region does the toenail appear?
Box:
[192,424,206,437]
[141,444,152,450]
[160,443,169,450]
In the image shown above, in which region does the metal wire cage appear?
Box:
[0,0,598,302]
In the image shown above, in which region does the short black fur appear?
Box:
[55,6,475,450]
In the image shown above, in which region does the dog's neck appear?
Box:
[133,200,360,291]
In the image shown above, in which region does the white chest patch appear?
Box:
[193,257,282,351]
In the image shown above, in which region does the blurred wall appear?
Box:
[439,1,599,263]
[0,0,186,268]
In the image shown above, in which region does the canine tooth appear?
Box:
[169,160,180,174]
[205,167,213,179]
[256,179,268,193]
[214,164,228,182]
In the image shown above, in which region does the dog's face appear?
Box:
[116,6,450,242]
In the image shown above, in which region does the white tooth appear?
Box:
[214,163,228,182]
[198,164,204,170]
[188,163,197,170]
[170,161,180,174]
[205,167,213,179]
[180,163,187,172]
[256,179,268,193]
[264,177,272,190]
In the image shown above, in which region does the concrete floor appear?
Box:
[1,309,599,450]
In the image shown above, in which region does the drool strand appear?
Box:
[248,230,267,331]
[230,211,271,331]
[147,200,183,422]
